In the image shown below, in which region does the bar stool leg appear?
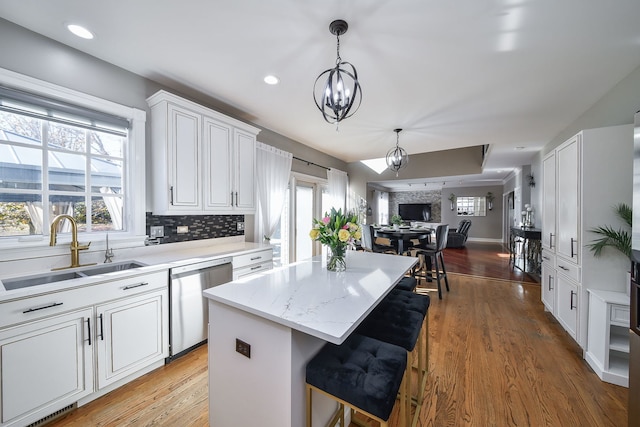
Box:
[306,384,312,427]
[439,252,450,292]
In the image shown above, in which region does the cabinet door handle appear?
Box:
[250,256,262,261]
[570,238,577,258]
[231,192,234,206]
[558,265,569,271]
[549,233,554,248]
[99,313,104,341]
[123,282,149,290]
[235,192,239,207]
[170,186,174,205]
[86,318,92,346]
[250,265,262,271]
[570,290,577,310]
[23,302,63,314]
[548,275,553,291]
[542,256,550,261]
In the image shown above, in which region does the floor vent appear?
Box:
[27,403,76,427]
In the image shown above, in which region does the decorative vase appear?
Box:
[326,245,347,272]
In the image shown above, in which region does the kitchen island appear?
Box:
[203,250,417,427]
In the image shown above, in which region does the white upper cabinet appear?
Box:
[542,152,556,251]
[168,104,201,210]
[556,135,580,264]
[147,90,260,215]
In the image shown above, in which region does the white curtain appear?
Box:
[327,168,348,213]
[100,187,124,230]
[255,142,292,241]
[24,202,44,234]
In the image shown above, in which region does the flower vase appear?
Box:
[326,245,347,272]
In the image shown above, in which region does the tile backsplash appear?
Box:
[145,212,244,244]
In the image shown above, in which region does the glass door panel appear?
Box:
[295,184,313,262]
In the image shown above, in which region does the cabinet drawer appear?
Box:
[556,258,580,282]
[541,249,556,268]
[611,305,630,326]
[233,262,273,280]
[232,249,273,270]
[0,270,168,329]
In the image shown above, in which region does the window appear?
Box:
[0,68,145,247]
[456,196,487,216]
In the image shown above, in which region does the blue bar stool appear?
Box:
[306,333,409,427]
[356,289,430,427]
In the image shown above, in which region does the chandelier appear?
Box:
[313,19,362,127]
[386,129,409,177]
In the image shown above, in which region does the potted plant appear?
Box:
[390,214,403,229]
[586,203,632,294]
[586,203,632,259]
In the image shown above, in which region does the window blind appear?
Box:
[0,85,130,136]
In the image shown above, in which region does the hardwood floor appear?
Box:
[46,243,627,427]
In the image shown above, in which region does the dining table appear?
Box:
[374,227,432,255]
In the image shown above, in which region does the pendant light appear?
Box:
[386,129,409,177]
[313,19,362,128]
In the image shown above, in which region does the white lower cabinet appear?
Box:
[0,308,94,427]
[0,270,168,427]
[556,274,580,341]
[585,290,630,387]
[96,290,166,389]
[541,250,556,312]
[232,248,273,280]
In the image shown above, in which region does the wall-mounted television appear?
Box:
[398,203,432,221]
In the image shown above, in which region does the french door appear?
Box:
[275,173,330,265]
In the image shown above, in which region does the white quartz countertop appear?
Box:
[203,251,418,344]
[0,239,272,301]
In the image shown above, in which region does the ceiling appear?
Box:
[1,0,640,189]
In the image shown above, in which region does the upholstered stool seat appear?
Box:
[306,333,408,427]
[394,276,418,292]
[356,290,430,427]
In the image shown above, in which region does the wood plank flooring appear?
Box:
[46,243,627,427]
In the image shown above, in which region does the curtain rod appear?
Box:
[292,156,330,171]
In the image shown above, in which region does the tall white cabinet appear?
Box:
[147,90,260,215]
[541,124,633,352]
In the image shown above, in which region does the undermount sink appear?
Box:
[1,261,147,290]
[79,262,147,276]
[2,271,85,290]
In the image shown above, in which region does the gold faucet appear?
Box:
[49,214,96,271]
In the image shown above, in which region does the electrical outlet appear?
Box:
[236,338,251,358]
[150,226,164,238]
[237,222,245,231]
[177,226,188,234]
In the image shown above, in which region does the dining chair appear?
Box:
[361,224,396,254]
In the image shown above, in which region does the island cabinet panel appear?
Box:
[0,308,94,427]
[147,90,260,215]
[96,289,167,389]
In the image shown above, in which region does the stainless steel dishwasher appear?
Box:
[167,257,232,361]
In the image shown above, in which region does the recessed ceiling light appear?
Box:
[67,24,94,40]
[263,75,279,85]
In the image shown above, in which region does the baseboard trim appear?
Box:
[465,237,503,244]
